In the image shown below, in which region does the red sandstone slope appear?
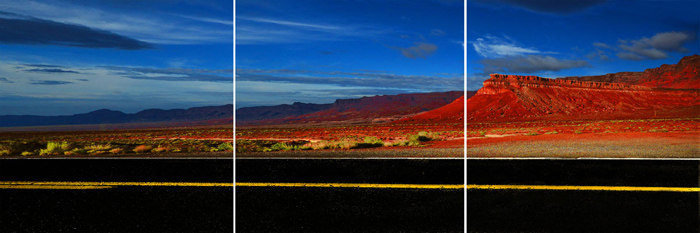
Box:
[467,74,700,122]
[562,55,699,89]
[239,91,463,126]
[394,96,464,124]
[466,91,477,99]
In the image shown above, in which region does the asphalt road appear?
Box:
[6,157,692,233]
[0,158,233,233]
[468,159,700,233]
[236,158,466,233]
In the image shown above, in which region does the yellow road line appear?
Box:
[3,182,697,192]
[0,185,112,190]
[0,181,463,190]
[235,182,465,189]
[0,181,233,189]
[467,184,700,192]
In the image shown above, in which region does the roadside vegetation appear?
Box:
[235,131,442,153]
[0,127,233,156]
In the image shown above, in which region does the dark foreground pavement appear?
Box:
[236,158,465,233]
[468,159,700,233]
[0,159,233,233]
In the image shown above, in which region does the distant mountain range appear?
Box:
[236,91,464,126]
[0,104,233,127]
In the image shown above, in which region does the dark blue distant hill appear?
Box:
[0,104,233,127]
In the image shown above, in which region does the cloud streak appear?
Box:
[24,68,80,74]
[473,35,550,58]
[474,0,606,14]
[236,16,387,44]
[0,11,153,50]
[236,68,463,92]
[479,55,589,74]
[393,42,439,59]
[615,31,695,60]
[103,66,233,83]
[30,80,74,85]
[238,16,341,30]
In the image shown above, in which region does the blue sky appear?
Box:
[0,0,233,115]
[235,0,465,109]
[467,0,699,90]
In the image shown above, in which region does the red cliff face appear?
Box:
[468,74,700,122]
[562,55,699,89]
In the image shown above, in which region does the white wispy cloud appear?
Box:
[235,16,388,44]
[472,35,551,58]
[237,16,342,30]
[174,14,233,26]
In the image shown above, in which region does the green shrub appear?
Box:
[60,142,75,151]
[404,132,431,146]
[235,139,275,153]
[40,141,70,155]
[355,136,384,148]
[21,151,34,156]
[152,146,170,153]
[306,140,357,150]
[85,144,111,151]
[0,150,9,156]
[363,136,383,144]
[268,141,313,151]
[217,142,234,151]
[270,143,291,151]
[71,148,88,155]
[526,132,539,136]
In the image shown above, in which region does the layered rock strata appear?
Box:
[468,74,699,121]
[562,55,699,89]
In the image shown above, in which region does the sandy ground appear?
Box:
[236,147,464,158]
[467,131,699,158]
[1,151,234,159]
